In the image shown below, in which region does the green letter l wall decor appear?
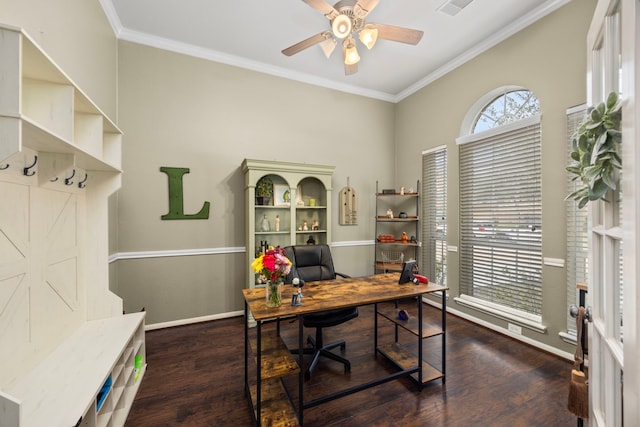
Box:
[160,167,210,220]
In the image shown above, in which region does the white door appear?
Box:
[586,0,639,425]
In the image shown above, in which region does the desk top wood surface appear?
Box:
[242,273,448,321]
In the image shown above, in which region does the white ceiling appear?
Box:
[102,0,569,102]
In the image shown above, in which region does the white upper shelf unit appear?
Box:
[0,24,122,173]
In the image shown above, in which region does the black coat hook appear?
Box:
[65,169,76,186]
[0,163,9,170]
[23,155,37,176]
[78,173,88,189]
[50,177,59,182]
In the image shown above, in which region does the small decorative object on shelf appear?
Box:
[400,186,405,195]
[296,184,305,206]
[256,177,273,206]
[260,214,270,232]
[312,220,319,230]
[401,232,408,243]
[251,247,292,308]
[308,198,316,206]
[386,208,394,218]
[275,215,280,232]
[302,220,309,231]
[399,212,408,218]
[307,235,316,245]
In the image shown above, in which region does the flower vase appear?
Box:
[265,281,283,308]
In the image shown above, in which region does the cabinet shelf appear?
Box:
[376,216,419,222]
[256,231,290,235]
[296,229,326,234]
[376,193,419,197]
[376,241,420,246]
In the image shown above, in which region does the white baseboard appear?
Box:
[422,297,574,361]
[145,310,244,331]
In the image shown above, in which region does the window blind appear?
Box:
[565,105,588,335]
[459,115,542,316]
[422,146,447,285]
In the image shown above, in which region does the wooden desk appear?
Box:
[243,273,448,426]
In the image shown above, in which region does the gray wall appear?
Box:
[115,41,395,323]
[396,0,596,353]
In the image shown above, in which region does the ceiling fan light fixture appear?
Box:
[359,25,378,49]
[320,37,337,58]
[344,39,360,65]
[332,14,352,39]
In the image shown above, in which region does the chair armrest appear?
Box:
[336,272,351,279]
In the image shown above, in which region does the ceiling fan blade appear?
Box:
[371,23,424,45]
[303,0,339,19]
[354,0,380,18]
[282,31,332,56]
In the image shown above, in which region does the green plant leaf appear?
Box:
[578,196,589,209]
[602,170,617,190]
[589,179,609,200]
[591,132,609,164]
[606,91,619,109]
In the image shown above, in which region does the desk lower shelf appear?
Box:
[249,379,299,427]
[248,329,300,426]
[250,330,300,381]
[377,342,444,385]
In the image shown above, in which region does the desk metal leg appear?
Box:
[256,320,262,427]
[418,296,423,387]
[374,303,378,355]
[298,315,304,426]
[442,289,446,384]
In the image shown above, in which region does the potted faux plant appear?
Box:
[256,176,273,206]
[566,91,622,209]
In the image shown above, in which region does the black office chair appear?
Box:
[284,244,358,379]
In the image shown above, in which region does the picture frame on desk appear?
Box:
[274,185,291,206]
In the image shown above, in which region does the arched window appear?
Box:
[473,89,540,133]
[456,88,543,328]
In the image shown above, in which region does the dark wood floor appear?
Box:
[125,303,577,426]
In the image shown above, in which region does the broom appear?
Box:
[568,306,589,419]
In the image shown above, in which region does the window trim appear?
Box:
[454,294,547,333]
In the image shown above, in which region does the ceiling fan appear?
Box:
[282,0,424,75]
